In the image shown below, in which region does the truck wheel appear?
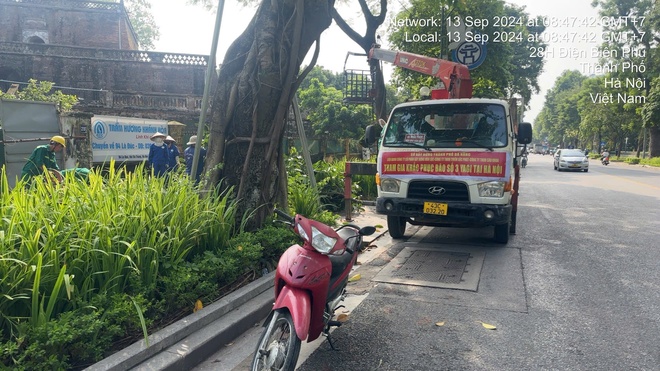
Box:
[494,222,510,244]
[387,216,406,239]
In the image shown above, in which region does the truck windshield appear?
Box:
[382,103,508,149]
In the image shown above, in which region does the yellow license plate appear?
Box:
[423,202,448,215]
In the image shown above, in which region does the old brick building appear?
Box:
[0,0,210,134]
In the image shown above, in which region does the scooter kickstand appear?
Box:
[324,330,339,351]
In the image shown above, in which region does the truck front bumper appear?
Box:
[376,197,511,228]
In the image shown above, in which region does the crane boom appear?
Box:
[369,46,473,99]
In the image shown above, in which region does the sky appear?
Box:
[150,0,604,124]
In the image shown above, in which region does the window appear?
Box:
[383,103,508,149]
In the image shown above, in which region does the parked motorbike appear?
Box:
[251,209,376,371]
[521,154,528,168]
[601,156,610,165]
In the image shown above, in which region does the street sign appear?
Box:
[452,41,487,70]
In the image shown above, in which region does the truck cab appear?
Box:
[374,97,532,243]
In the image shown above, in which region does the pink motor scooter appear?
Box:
[251,209,375,371]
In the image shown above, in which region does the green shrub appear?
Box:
[1,307,111,370]
[625,157,641,164]
[639,156,660,167]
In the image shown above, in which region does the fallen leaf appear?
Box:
[348,274,361,282]
[337,313,350,322]
[435,321,445,327]
[478,321,497,330]
[193,299,203,313]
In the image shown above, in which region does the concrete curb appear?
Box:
[86,272,275,371]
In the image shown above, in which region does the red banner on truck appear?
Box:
[380,151,507,177]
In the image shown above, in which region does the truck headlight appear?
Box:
[380,178,400,193]
[478,181,505,198]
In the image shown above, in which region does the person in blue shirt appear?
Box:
[164,135,180,173]
[184,135,206,183]
[148,132,169,177]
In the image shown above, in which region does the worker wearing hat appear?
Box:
[147,132,169,177]
[20,135,66,185]
[184,135,206,183]
[164,135,180,173]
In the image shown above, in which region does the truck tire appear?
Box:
[387,216,407,239]
[494,222,510,244]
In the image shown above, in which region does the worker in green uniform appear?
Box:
[61,167,91,183]
[20,135,66,185]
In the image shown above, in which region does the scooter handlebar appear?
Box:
[274,208,295,224]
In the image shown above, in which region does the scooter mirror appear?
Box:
[360,226,377,236]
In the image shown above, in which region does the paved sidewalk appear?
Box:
[86,206,387,371]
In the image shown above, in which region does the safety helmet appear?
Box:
[50,135,66,147]
[187,135,197,145]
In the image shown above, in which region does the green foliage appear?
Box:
[1,308,111,369]
[250,224,297,266]
[284,149,340,226]
[387,0,545,104]
[625,157,641,164]
[0,79,78,111]
[124,0,160,50]
[97,0,160,49]
[298,78,372,141]
[0,162,256,369]
[642,78,660,129]
[640,157,660,167]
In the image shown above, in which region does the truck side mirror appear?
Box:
[517,122,532,145]
[363,124,382,147]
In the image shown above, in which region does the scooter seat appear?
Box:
[328,228,359,279]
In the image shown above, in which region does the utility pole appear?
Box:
[191,0,226,181]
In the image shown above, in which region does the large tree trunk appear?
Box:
[205,0,335,229]
[650,126,660,158]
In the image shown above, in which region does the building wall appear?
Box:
[0,0,213,132]
[0,0,138,50]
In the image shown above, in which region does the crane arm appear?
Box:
[369,47,473,99]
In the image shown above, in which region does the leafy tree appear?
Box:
[642,77,660,155]
[298,66,344,91]
[124,0,160,50]
[591,0,659,156]
[387,0,545,105]
[99,0,160,49]
[536,71,587,148]
[298,78,371,140]
[577,75,639,152]
[0,79,78,111]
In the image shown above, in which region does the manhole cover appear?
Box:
[391,250,469,284]
[373,246,485,291]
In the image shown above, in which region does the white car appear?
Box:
[554,149,589,172]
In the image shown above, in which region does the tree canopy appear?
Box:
[387,0,546,105]
[0,79,78,111]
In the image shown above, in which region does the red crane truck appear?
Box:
[365,46,532,243]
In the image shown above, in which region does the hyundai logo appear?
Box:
[428,186,446,196]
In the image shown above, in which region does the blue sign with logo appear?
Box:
[93,120,108,140]
[452,41,487,70]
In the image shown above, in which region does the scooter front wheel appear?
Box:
[251,309,301,371]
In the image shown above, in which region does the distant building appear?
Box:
[0,0,211,140]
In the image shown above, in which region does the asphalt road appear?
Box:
[204,155,660,371]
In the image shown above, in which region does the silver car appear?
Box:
[554,149,589,172]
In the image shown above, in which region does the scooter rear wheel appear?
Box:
[251,309,301,371]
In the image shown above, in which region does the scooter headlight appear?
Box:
[311,226,337,254]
